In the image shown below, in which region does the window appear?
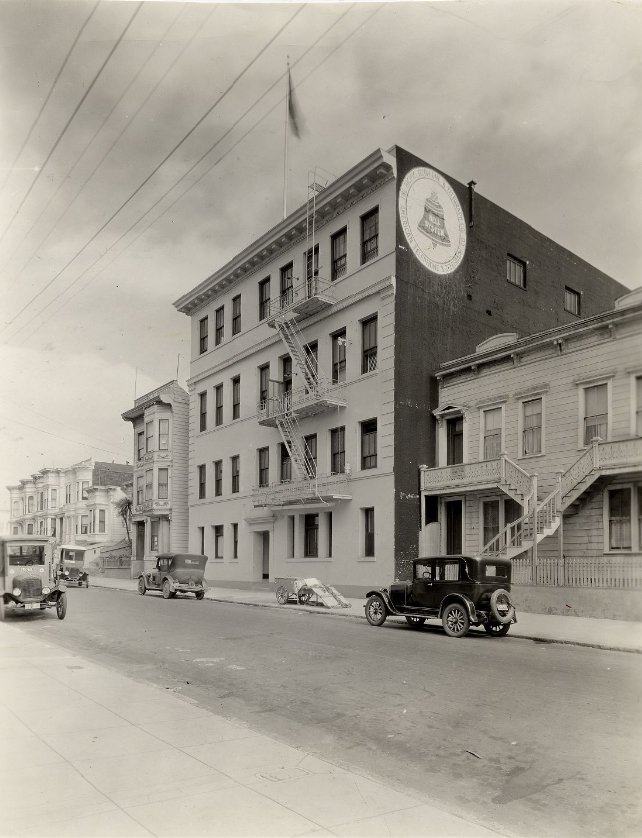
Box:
[97,509,105,534]
[199,392,207,432]
[159,418,169,450]
[506,255,526,289]
[215,384,223,426]
[198,526,205,555]
[27,523,34,534]
[304,434,317,477]
[304,341,318,382]
[280,262,293,307]
[282,356,292,407]
[146,420,154,452]
[482,500,500,547]
[232,523,238,559]
[332,330,346,383]
[483,407,502,459]
[565,286,581,316]
[446,416,463,465]
[198,464,206,499]
[38,492,44,511]
[145,469,153,500]
[583,383,608,444]
[232,376,240,420]
[81,481,89,500]
[137,431,145,460]
[635,377,642,436]
[215,305,224,345]
[361,419,377,469]
[608,488,631,550]
[280,443,291,483]
[364,507,375,557]
[231,455,240,493]
[232,295,241,335]
[214,460,222,496]
[81,515,89,535]
[331,426,345,474]
[150,519,159,552]
[199,316,208,354]
[158,468,168,499]
[304,514,319,558]
[27,496,34,513]
[331,227,347,280]
[136,476,143,505]
[305,244,319,295]
[327,511,333,558]
[259,364,270,409]
[522,398,542,455]
[258,447,269,487]
[361,316,377,373]
[65,485,71,503]
[258,277,270,320]
[214,525,224,559]
[361,207,379,263]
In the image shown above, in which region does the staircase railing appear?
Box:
[276,316,319,390]
[478,484,561,560]
[502,457,533,500]
[560,439,600,502]
[274,411,316,480]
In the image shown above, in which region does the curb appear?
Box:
[91,581,641,654]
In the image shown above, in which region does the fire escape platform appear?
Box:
[258,394,347,426]
[253,475,352,508]
[266,277,336,327]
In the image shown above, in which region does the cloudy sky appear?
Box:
[0,0,640,508]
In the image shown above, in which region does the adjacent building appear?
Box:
[173,145,627,594]
[419,288,642,615]
[7,458,132,546]
[122,380,189,574]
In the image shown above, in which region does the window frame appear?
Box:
[215,383,223,427]
[564,286,581,316]
[158,467,169,500]
[578,379,611,448]
[280,442,292,483]
[331,329,346,383]
[364,507,375,557]
[232,522,239,559]
[213,524,224,559]
[198,464,206,500]
[280,262,294,308]
[145,469,153,501]
[304,433,317,478]
[215,305,224,346]
[232,375,240,420]
[330,426,345,474]
[199,316,208,354]
[232,294,241,335]
[231,455,240,494]
[258,277,271,321]
[258,447,269,488]
[479,405,504,461]
[258,364,270,410]
[361,315,378,374]
[150,519,159,552]
[361,207,379,264]
[158,418,169,450]
[602,484,642,553]
[331,227,347,280]
[214,460,223,497]
[518,395,544,458]
[631,374,642,437]
[304,513,319,558]
[506,254,526,289]
[361,418,378,470]
[199,392,207,433]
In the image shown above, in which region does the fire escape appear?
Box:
[254,170,350,507]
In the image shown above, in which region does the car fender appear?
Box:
[364,588,395,614]
[438,593,477,623]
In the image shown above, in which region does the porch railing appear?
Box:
[511,554,642,588]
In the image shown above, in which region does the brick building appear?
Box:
[174,145,627,594]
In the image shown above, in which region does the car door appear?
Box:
[410,560,439,609]
[433,558,463,607]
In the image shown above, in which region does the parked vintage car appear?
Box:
[364,555,516,638]
[57,545,90,587]
[137,553,208,599]
[1,536,68,619]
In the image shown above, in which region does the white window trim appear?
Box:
[577,378,612,449]
[602,482,641,554]
[630,372,642,437]
[478,495,524,552]
[478,404,505,462]
[436,410,469,467]
[517,394,546,459]
[439,496,466,555]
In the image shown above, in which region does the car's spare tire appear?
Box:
[490,589,515,624]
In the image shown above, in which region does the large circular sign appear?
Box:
[399,167,467,274]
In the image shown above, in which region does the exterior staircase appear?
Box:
[478,485,561,561]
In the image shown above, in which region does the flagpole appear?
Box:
[283,59,289,220]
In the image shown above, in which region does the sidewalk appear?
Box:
[0,620,505,838]
[90,576,642,654]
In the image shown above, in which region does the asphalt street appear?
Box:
[8,586,642,838]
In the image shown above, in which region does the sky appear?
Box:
[0,0,640,509]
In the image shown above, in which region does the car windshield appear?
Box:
[63,552,82,563]
[8,545,45,566]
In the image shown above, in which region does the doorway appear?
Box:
[445,500,463,554]
[261,531,270,579]
[135,522,145,560]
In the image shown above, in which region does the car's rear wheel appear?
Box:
[162,580,171,600]
[405,616,426,629]
[195,591,205,600]
[365,595,387,627]
[276,586,289,605]
[484,621,510,637]
[490,589,515,625]
[86,579,89,588]
[78,581,82,587]
[56,593,67,620]
[442,603,470,637]
[137,577,146,596]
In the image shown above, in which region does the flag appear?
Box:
[287,69,302,138]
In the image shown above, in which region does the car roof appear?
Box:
[157,553,207,561]
[1,535,51,543]
[415,555,510,566]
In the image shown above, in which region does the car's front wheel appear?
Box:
[56,593,67,620]
[365,595,387,627]
[162,580,171,600]
[442,602,470,637]
[405,616,426,629]
[484,621,510,637]
[137,577,146,596]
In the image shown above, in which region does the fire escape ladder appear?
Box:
[275,315,319,391]
[275,410,315,481]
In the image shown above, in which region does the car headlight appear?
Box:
[12,587,21,596]
[42,587,51,595]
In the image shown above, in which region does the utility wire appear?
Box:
[0,413,127,458]
[0,2,189,278]
[0,2,144,249]
[1,4,303,340]
[0,0,102,196]
[10,2,381,345]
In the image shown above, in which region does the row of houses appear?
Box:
[8,145,642,615]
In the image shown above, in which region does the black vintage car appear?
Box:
[364,555,516,638]
[137,553,208,600]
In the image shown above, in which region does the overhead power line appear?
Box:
[0,0,101,196]
[0,1,144,249]
[0,4,303,341]
[0,413,127,458]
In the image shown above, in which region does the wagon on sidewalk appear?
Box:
[274,577,352,609]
